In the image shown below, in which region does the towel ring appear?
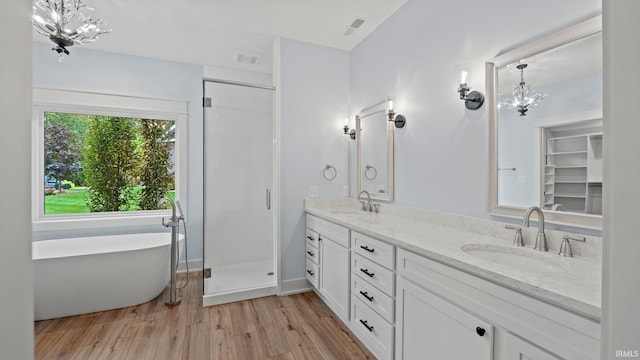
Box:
[322,164,337,181]
[364,165,377,181]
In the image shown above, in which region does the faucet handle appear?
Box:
[360,201,366,211]
[372,204,380,213]
[505,225,524,246]
[559,235,586,257]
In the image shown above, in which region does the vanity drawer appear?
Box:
[352,254,394,296]
[307,215,349,248]
[352,275,394,323]
[306,242,319,265]
[351,296,394,360]
[306,229,320,248]
[306,259,319,288]
[352,231,394,269]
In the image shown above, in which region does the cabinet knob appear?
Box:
[306,270,314,276]
[476,327,486,337]
[306,235,314,241]
[306,251,315,257]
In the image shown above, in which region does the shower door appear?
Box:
[203,80,275,300]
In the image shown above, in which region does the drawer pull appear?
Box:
[359,319,374,332]
[306,251,315,257]
[476,327,485,337]
[360,268,375,278]
[360,245,375,253]
[306,270,314,276]
[359,290,374,302]
[306,235,314,241]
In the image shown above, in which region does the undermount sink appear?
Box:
[460,244,567,272]
[329,209,360,215]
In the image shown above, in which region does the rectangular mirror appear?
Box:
[487,15,602,229]
[356,99,394,201]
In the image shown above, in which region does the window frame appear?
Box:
[32,88,188,231]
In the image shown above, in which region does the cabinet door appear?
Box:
[504,332,561,360]
[319,237,350,319]
[396,278,493,360]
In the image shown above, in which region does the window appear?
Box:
[33,88,188,230]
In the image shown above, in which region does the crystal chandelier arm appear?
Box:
[32,0,111,55]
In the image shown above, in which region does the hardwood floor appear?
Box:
[35,271,374,360]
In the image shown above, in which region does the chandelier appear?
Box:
[32,0,110,56]
[504,64,545,116]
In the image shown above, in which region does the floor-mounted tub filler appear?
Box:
[158,197,186,306]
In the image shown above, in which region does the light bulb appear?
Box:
[460,70,468,85]
[456,61,471,86]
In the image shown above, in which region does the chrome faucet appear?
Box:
[158,197,179,227]
[158,197,182,306]
[359,190,372,212]
[522,206,548,251]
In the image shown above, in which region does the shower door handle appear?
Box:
[266,188,271,210]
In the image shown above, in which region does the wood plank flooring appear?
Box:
[35,271,374,360]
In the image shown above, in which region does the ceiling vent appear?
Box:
[343,17,366,36]
[233,51,262,65]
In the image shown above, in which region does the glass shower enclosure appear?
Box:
[203,80,276,306]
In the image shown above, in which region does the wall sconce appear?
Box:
[343,117,356,139]
[387,100,406,128]
[456,63,484,110]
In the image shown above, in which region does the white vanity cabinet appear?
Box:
[395,248,600,360]
[305,228,320,288]
[306,215,350,320]
[396,276,493,359]
[504,332,562,360]
[350,231,396,360]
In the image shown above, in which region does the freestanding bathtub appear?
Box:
[33,232,184,321]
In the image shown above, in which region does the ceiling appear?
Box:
[33,0,408,74]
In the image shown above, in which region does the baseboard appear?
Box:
[177,258,203,273]
[279,277,313,296]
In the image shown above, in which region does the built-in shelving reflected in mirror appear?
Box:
[487,15,602,229]
[356,98,394,201]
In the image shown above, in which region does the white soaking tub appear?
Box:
[33,232,184,321]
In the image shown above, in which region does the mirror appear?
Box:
[487,15,603,229]
[356,99,394,201]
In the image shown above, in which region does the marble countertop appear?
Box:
[305,200,602,321]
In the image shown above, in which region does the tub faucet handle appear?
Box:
[162,217,179,228]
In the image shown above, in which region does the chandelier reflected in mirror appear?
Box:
[504,64,546,116]
[32,0,110,56]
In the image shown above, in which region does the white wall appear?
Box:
[350,0,601,218]
[602,0,640,356]
[279,38,350,282]
[0,0,34,359]
[32,43,205,262]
